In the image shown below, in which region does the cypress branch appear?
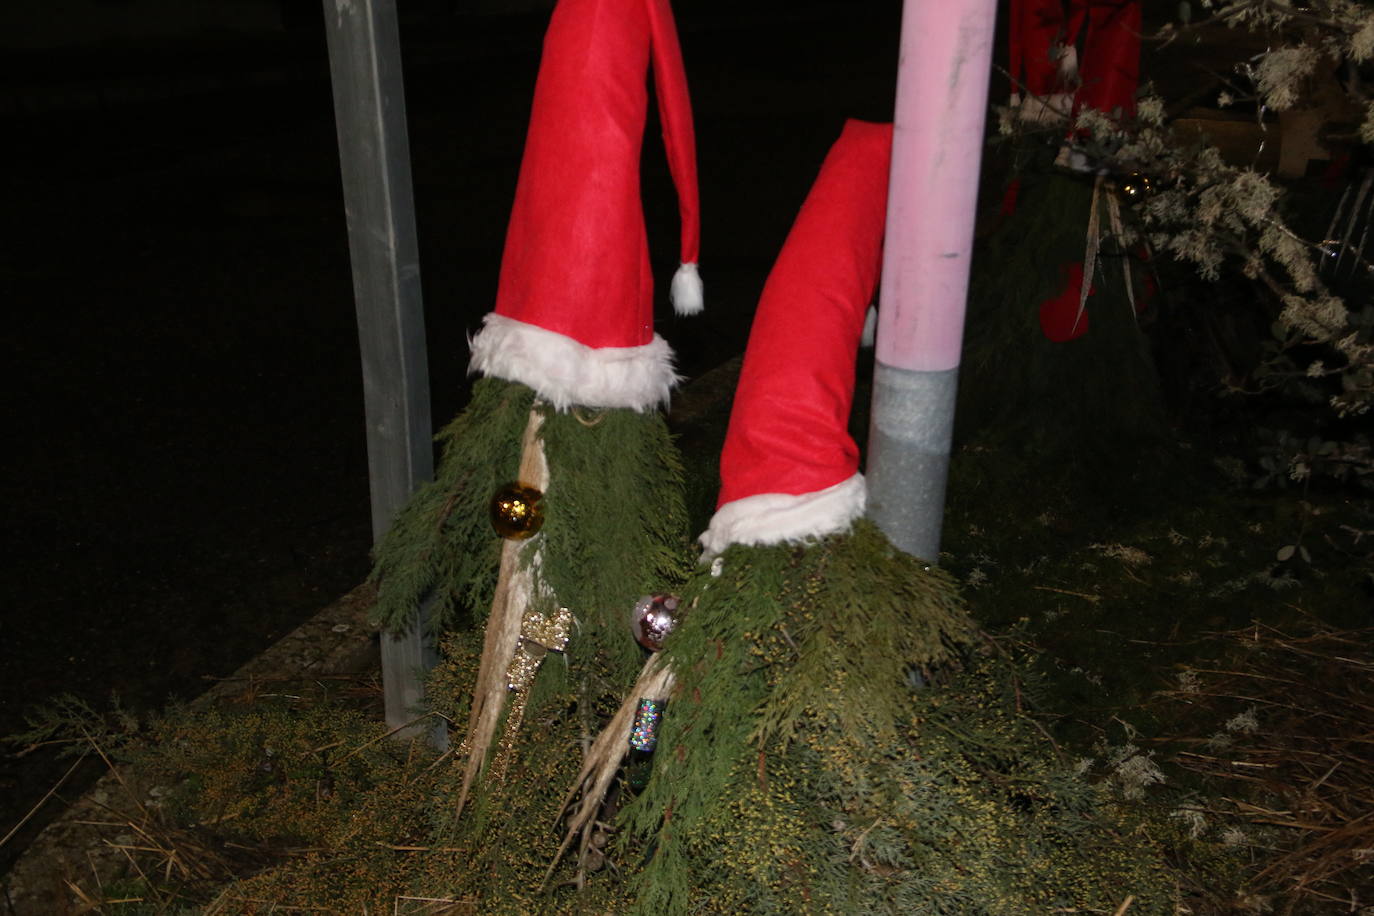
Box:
[370,378,534,634]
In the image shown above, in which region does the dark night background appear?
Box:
[1,0,915,877]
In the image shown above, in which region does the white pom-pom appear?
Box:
[671,262,704,316]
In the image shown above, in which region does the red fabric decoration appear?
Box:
[1008,1,1140,119]
[1010,0,1071,98]
[1323,151,1352,188]
[701,121,891,552]
[1038,261,1095,342]
[1073,1,1140,119]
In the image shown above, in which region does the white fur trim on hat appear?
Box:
[698,473,866,557]
[670,262,703,316]
[469,313,680,412]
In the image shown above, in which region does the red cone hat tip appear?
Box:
[469,314,679,413]
[699,473,865,557]
[671,262,703,316]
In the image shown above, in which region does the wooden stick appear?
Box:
[543,655,675,887]
[455,406,549,817]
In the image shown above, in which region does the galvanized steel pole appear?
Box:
[322,0,442,742]
[865,0,998,562]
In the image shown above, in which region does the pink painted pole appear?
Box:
[865,0,998,561]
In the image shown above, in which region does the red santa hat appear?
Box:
[469,0,702,412]
[700,120,892,556]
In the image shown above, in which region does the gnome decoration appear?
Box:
[361,109,1186,910]
[369,0,701,823]
[961,0,1166,495]
[999,0,1149,342]
[549,120,970,902]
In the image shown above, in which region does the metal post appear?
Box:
[322,0,443,743]
[865,0,998,563]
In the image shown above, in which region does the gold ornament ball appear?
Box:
[1120,171,1153,201]
[490,483,545,539]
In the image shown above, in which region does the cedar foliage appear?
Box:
[370,377,535,635]
[369,376,693,668]
[535,401,693,682]
[617,522,1184,915]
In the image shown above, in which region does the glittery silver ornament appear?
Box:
[630,594,680,652]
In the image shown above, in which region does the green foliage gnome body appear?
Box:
[369,0,702,829]
[613,117,968,913]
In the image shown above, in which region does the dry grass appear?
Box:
[1166,621,1374,912]
[1,674,392,914]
